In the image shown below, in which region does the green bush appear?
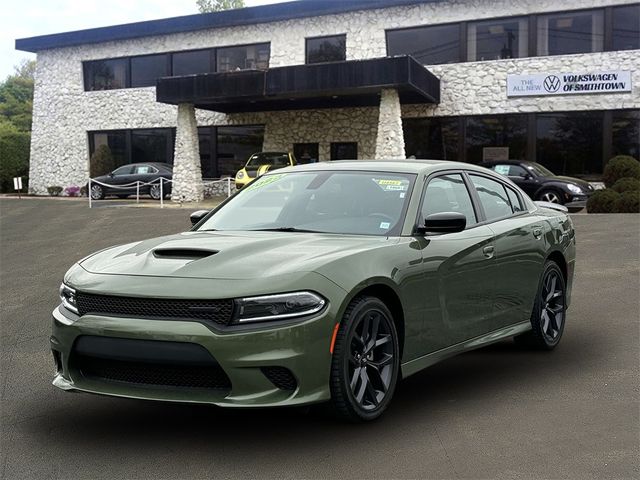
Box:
[603,155,640,188]
[611,177,640,193]
[90,144,115,177]
[0,129,30,193]
[47,186,63,196]
[587,189,620,213]
[616,190,640,213]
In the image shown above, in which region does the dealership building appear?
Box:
[16,0,640,200]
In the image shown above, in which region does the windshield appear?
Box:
[526,162,555,177]
[246,153,290,168]
[197,171,416,236]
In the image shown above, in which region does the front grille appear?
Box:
[76,355,231,390]
[261,366,297,391]
[76,291,234,325]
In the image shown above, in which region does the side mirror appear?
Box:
[523,173,533,180]
[190,210,210,226]
[416,212,466,234]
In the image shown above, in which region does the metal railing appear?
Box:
[88,177,233,208]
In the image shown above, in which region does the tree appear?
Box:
[0,59,36,132]
[197,0,245,13]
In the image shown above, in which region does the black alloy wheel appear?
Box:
[330,296,400,421]
[516,261,566,350]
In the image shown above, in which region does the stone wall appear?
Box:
[27,0,639,193]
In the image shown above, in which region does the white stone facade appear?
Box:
[375,89,405,159]
[26,0,640,194]
[172,104,204,202]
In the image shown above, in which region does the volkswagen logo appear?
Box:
[543,75,561,93]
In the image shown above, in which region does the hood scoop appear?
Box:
[152,248,218,260]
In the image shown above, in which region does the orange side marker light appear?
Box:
[329,322,340,354]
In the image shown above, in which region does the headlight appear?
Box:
[59,283,78,314]
[233,291,326,323]
[236,171,245,179]
[567,184,582,194]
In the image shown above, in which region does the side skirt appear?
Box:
[400,321,531,379]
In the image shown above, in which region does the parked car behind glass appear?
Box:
[89,162,173,200]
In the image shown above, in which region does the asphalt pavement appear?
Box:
[1,198,638,479]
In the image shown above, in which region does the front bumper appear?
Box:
[565,192,592,211]
[50,294,340,407]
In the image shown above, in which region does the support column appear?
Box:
[172,103,203,203]
[374,88,405,159]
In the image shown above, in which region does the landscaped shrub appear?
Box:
[47,186,63,196]
[80,185,87,197]
[603,155,640,188]
[587,189,620,213]
[611,177,640,193]
[89,144,115,177]
[616,190,640,213]
[65,185,81,197]
[0,130,30,193]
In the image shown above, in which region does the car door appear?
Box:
[467,173,544,332]
[108,165,136,194]
[416,172,496,351]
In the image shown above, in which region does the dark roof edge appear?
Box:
[15,0,432,53]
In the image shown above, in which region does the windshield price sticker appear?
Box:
[373,178,409,192]
[494,165,510,175]
[244,174,285,192]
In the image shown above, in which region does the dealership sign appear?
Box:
[507,71,632,97]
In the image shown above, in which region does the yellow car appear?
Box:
[235,152,296,189]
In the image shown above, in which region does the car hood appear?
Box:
[552,176,594,191]
[79,231,395,279]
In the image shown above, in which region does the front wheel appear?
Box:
[516,261,566,350]
[329,296,400,422]
[90,184,104,200]
[538,189,564,205]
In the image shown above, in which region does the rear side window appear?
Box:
[506,187,525,213]
[469,174,513,220]
[134,165,157,174]
[421,174,477,226]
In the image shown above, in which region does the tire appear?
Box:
[90,184,104,200]
[537,189,564,205]
[515,261,566,350]
[330,296,401,422]
[149,184,162,200]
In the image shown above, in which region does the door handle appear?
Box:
[482,245,495,259]
[532,226,543,239]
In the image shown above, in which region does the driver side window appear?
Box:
[112,165,133,176]
[421,174,477,227]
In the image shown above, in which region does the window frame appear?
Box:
[466,15,530,62]
[305,34,347,64]
[385,20,462,65]
[464,171,530,225]
[215,41,271,72]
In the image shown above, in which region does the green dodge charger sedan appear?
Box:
[53,160,575,421]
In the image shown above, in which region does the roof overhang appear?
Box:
[15,0,433,53]
[156,56,439,113]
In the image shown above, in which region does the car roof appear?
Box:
[273,159,496,175]
[482,159,530,165]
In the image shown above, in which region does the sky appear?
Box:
[1,0,284,79]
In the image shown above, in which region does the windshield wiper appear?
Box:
[249,227,323,233]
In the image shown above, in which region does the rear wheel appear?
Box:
[149,184,162,200]
[516,261,566,350]
[330,296,400,422]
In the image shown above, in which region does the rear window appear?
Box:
[247,153,290,168]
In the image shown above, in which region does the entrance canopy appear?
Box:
[156,56,439,113]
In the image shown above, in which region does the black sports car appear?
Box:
[482,160,594,212]
[89,163,173,200]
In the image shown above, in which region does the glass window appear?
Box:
[217,126,265,177]
[470,175,513,220]
[537,9,604,56]
[133,165,157,174]
[173,49,213,76]
[330,142,358,160]
[467,17,528,61]
[83,59,128,91]
[536,112,604,177]
[197,171,415,236]
[506,187,525,212]
[466,115,527,164]
[612,110,640,159]
[89,131,127,176]
[198,127,214,178]
[613,5,640,51]
[490,164,529,178]
[130,54,169,88]
[216,43,270,72]
[421,174,476,226]
[293,143,319,164]
[246,152,290,168]
[131,129,172,164]
[403,117,460,160]
[112,165,134,176]
[306,35,346,64]
[387,24,460,65]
